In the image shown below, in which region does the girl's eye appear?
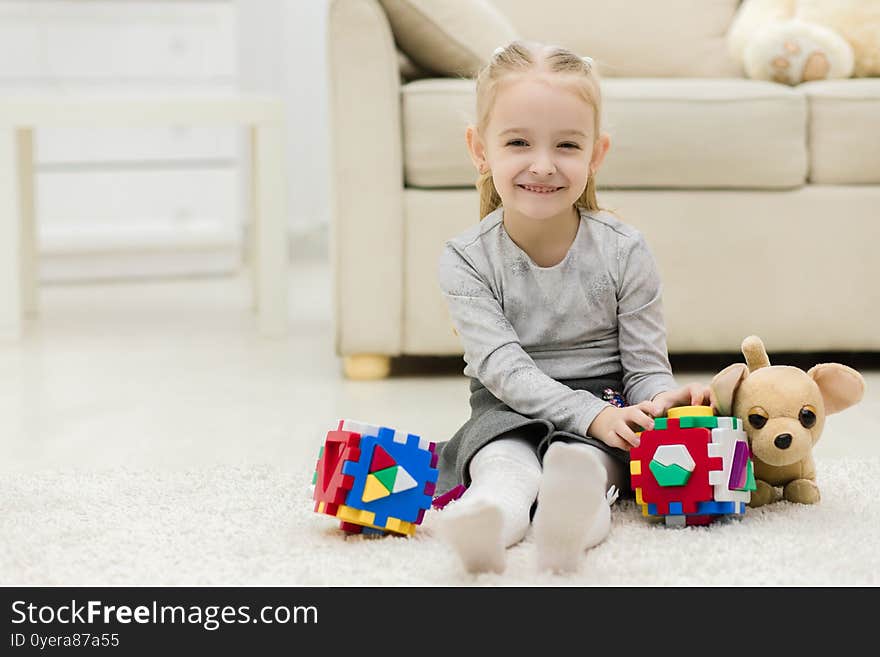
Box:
[559,142,580,149]
[799,405,817,428]
[747,407,768,430]
[506,139,528,147]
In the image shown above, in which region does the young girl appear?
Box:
[434,41,711,575]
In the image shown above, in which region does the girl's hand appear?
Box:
[587,401,656,451]
[651,382,712,418]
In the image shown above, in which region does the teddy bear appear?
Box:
[710,335,865,507]
[727,0,880,85]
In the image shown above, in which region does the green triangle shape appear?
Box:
[373,466,397,492]
[742,460,757,492]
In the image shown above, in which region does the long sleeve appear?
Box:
[438,244,609,435]
[616,233,678,404]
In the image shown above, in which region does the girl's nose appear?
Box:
[529,153,555,176]
[529,163,555,176]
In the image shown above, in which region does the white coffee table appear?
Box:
[0,95,288,339]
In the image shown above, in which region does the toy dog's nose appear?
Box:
[774,433,793,449]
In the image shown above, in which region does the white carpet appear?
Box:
[3,457,878,587]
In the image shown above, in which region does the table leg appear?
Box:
[0,127,22,339]
[19,128,38,317]
[247,126,258,312]
[251,120,288,336]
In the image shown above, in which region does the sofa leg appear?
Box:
[343,354,391,380]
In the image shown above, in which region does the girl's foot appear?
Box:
[533,442,607,573]
[435,498,506,574]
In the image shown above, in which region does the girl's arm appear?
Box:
[616,232,680,405]
[439,245,609,435]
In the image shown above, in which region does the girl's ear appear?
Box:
[590,132,611,175]
[466,125,489,173]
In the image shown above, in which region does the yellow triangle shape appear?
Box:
[362,474,391,503]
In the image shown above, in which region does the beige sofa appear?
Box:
[327,0,880,379]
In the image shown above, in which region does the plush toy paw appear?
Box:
[783,478,821,504]
[749,479,779,507]
[744,19,855,84]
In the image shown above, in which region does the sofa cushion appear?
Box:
[490,0,741,77]
[803,79,880,184]
[398,49,430,82]
[379,0,518,77]
[402,77,808,189]
[401,186,880,354]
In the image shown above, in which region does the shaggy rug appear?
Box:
[3,457,878,587]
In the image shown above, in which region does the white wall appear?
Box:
[236,0,330,238]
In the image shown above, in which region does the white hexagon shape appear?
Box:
[652,444,696,472]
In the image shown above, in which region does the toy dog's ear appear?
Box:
[710,363,749,416]
[807,363,866,415]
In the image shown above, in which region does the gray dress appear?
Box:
[435,375,630,494]
[435,206,678,494]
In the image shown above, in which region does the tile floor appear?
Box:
[2,254,878,475]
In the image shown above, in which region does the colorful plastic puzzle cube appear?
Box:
[630,405,756,527]
[310,419,440,536]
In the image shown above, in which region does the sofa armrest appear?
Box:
[328,0,404,357]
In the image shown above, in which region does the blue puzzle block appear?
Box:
[696,500,737,515]
[667,502,684,515]
[342,427,439,527]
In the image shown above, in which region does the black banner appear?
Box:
[0,586,857,652]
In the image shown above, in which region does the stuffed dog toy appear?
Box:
[711,335,865,507]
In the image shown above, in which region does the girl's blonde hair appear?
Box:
[473,40,604,219]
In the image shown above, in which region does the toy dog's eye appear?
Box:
[747,407,768,429]
[799,405,817,428]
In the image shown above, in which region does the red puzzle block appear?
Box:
[631,426,723,515]
[313,423,362,509]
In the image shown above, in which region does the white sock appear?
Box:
[435,436,541,574]
[533,442,610,573]
[434,498,506,574]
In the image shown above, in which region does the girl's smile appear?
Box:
[517,183,565,194]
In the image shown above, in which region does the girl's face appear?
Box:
[469,74,608,222]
